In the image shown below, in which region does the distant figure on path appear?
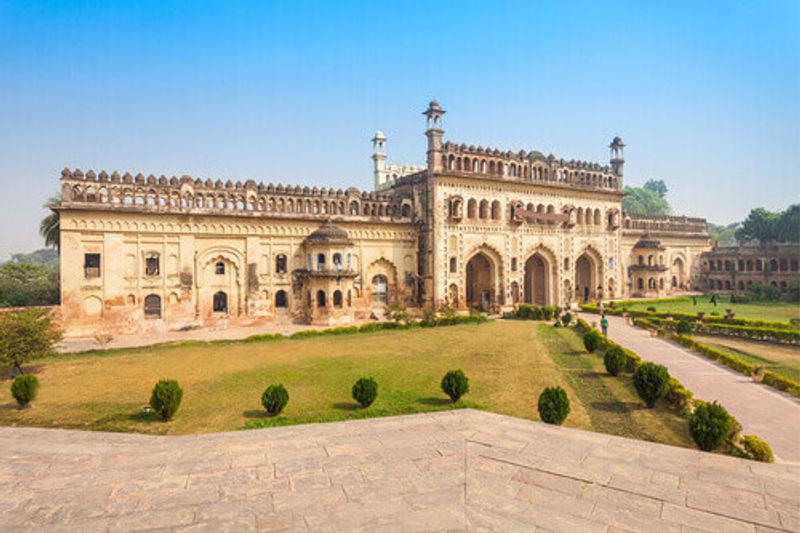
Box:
[598,301,605,314]
[693,296,697,306]
[711,294,717,306]
[600,315,609,336]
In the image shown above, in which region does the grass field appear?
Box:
[623,295,800,323]
[0,321,692,449]
[693,334,800,382]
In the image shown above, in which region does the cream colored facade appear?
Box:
[56,100,710,336]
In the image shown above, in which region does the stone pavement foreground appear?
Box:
[1,410,798,532]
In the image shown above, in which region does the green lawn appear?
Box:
[693,335,800,382]
[623,295,800,323]
[0,321,691,449]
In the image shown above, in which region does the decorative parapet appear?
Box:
[437,141,622,192]
[623,213,709,237]
[57,168,414,223]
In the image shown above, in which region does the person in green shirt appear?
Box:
[600,315,609,336]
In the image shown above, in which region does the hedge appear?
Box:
[283,315,489,340]
[580,303,797,331]
[670,334,800,398]
[631,315,800,346]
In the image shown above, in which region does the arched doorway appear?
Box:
[466,252,495,309]
[213,291,228,314]
[371,275,388,305]
[524,253,549,305]
[672,257,685,289]
[575,254,596,303]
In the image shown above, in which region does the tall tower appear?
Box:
[423,99,446,173]
[371,131,387,190]
[609,136,625,178]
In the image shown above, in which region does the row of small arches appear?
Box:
[443,155,618,189]
[72,185,411,219]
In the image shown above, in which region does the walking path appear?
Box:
[592,314,800,463]
[2,410,798,531]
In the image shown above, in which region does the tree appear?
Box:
[0,309,62,375]
[622,186,671,215]
[643,179,668,199]
[775,204,800,243]
[39,195,61,251]
[735,207,779,243]
[0,262,60,307]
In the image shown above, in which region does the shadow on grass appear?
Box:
[332,402,362,412]
[243,409,271,419]
[590,400,645,413]
[416,397,451,406]
[566,350,585,356]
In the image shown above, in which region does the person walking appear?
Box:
[600,314,609,336]
[598,300,605,314]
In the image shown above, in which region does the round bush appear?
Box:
[583,330,601,353]
[537,386,571,425]
[352,377,378,408]
[441,369,469,402]
[11,374,39,407]
[261,384,289,415]
[741,435,774,463]
[675,320,693,335]
[688,401,733,451]
[646,306,656,312]
[633,363,670,408]
[603,346,626,376]
[561,312,572,326]
[149,379,183,421]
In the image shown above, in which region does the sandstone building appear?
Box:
[56,101,710,336]
[698,244,800,294]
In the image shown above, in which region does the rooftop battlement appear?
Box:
[58,168,413,222]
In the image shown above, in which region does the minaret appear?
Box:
[423,99,445,173]
[371,131,387,190]
[609,136,625,178]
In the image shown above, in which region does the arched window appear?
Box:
[275,290,288,308]
[145,253,160,276]
[317,253,326,271]
[372,274,388,304]
[638,255,644,265]
[276,254,287,274]
[479,200,489,219]
[401,204,411,218]
[333,253,342,271]
[144,294,161,319]
[467,199,477,218]
[637,278,644,290]
[316,290,326,307]
[215,261,225,275]
[450,257,457,273]
[491,201,501,220]
[333,290,343,308]
[213,291,228,313]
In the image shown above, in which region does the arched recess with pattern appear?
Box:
[366,258,399,306]
[464,244,503,309]
[523,245,557,306]
[196,246,244,319]
[575,245,603,303]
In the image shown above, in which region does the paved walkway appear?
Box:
[593,314,800,463]
[2,410,798,531]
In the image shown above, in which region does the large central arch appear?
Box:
[524,253,550,305]
[465,252,497,309]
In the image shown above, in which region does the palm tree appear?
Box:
[40,195,61,251]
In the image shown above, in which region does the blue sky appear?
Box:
[1,0,798,258]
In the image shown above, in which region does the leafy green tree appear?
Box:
[775,204,799,243]
[0,262,60,307]
[39,195,61,251]
[622,186,671,215]
[0,309,62,375]
[643,179,668,198]
[735,208,780,243]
